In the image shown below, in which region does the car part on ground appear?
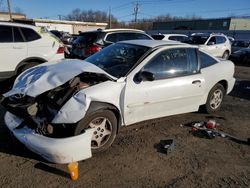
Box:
[0,22,64,81]
[1,40,235,163]
[190,120,250,145]
[159,139,176,155]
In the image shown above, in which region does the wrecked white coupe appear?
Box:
[1,40,235,163]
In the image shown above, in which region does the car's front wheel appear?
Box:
[74,110,117,153]
[204,83,225,114]
[222,51,229,59]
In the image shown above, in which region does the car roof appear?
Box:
[79,28,146,34]
[0,21,37,30]
[192,33,226,37]
[152,33,187,37]
[118,39,192,48]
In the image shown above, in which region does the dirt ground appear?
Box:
[0,65,249,188]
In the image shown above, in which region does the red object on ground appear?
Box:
[206,120,216,129]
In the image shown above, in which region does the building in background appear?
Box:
[33,19,108,34]
[0,12,26,21]
[153,18,250,31]
[0,12,107,34]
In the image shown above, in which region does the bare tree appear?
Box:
[65,9,117,23]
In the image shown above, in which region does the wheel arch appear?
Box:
[86,101,123,133]
[217,80,228,93]
[15,57,47,75]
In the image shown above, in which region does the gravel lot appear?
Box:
[0,65,249,188]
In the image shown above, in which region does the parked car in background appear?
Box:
[187,33,231,59]
[0,22,64,81]
[231,40,250,53]
[69,28,153,59]
[1,40,235,164]
[151,33,188,42]
[229,48,250,64]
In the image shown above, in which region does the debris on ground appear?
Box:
[160,139,176,155]
[186,120,250,145]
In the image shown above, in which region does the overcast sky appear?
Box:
[2,0,250,21]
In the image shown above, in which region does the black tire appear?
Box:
[222,51,229,60]
[19,62,39,74]
[204,83,225,114]
[74,110,117,153]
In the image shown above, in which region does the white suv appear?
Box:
[188,33,231,59]
[0,22,64,81]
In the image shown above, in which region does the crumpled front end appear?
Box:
[5,112,94,164]
[1,60,116,163]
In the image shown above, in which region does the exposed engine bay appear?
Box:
[1,72,110,138]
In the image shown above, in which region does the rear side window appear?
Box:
[169,36,188,42]
[0,25,13,42]
[74,32,99,44]
[143,48,198,80]
[13,27,24,42]
[151,35,165,40]
[216,36,226,44]
[106,33,117,42]
[199,51,218,68]
[20,27,41,41]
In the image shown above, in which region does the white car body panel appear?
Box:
[4,112,94,164]
[124,47,205,125]
[0,41,27,72]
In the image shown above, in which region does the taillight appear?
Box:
[57,46,64,54]
[85,45,101,56]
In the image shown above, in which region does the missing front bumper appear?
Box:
[4,112,94,164]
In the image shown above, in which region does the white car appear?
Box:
[1,40,235,164]
[188,33,231,59]
[0,22,64,81]
[151,33,188,42]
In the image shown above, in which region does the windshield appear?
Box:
[187,35,209,45]
[85,43,150,78]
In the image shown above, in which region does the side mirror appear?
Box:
[136,71,155,82]
[207,41,215,46]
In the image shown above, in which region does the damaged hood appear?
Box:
[4,59,117,97]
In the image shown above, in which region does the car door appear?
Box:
[123,47,205,125]
[204,36,218,56]
[215,36,227,57]
[0,25,27,74]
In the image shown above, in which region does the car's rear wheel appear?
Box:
[222,51,229,60]
[204,83,225,114]
[74,110,117,153]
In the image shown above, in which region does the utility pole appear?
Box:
[109,6,112,29]
[134,2,139,23]
[7,0,12,21]
[58,14,62,20]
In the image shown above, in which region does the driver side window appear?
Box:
[142,48,198,80]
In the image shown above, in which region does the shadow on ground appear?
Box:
[230,80,250,100]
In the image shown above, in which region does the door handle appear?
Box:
[192,80,201,84]
[13,46,24,49]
